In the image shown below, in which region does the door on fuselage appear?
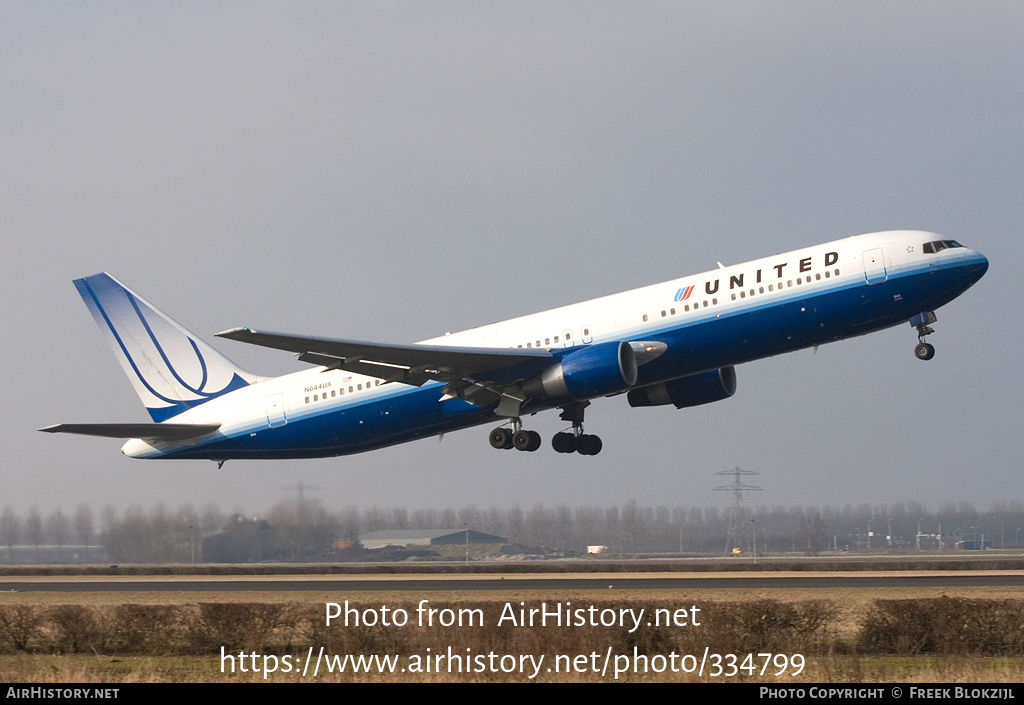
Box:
[863,248,888,284]
[266,393,287,428]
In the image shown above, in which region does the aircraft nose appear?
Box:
[966,251,989,281]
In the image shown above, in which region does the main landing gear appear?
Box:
[911,311,937,361]
[552,401,602,456]
[486,401,603,455]
[488,420,541,452]
[551,431,602,456]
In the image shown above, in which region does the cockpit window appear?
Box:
[922,240,964,254]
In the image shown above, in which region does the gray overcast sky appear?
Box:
[3,2,1021,517]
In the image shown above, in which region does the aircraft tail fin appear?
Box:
[74,273,259,422]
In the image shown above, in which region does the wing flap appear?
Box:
[295,351,434,386]
[39,423,221,441]
[216,327,554,384]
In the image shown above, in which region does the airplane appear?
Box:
[41,230,988,462]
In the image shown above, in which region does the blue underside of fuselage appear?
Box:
[163,256,987,460]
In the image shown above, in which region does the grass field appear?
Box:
[1,574,1022,683]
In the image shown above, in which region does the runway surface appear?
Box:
[4,572,1023,592]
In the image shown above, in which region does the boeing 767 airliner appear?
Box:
[41,230,988,461]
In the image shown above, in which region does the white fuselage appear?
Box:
[121,230,987,459]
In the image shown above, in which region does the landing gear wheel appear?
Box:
[554,402,604,455]
[914,342,935,361]
[489,427,513,449]
[576,434,603,456]
[513,429,542,452]
[552,432,576,454]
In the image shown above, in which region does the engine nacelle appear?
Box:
[627,366,737,409]
[523,341,638,400]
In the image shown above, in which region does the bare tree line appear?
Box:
[1,499,1021,563]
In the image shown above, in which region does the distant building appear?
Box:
[203,515,285,562]
[359,529,505,550]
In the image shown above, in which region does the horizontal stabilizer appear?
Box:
[38,423,221,441]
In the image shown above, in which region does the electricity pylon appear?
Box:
[714,467,761,556]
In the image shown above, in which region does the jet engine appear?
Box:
[626,366,736,409]
[523,341,638,400]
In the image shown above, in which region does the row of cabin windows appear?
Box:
[645,298,718,322]
[726,268,840,301]
[513,327,591,350]
[643,267,842,322]
[508,263,843,344]
[305,379,381,404]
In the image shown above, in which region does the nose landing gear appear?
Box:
[910,311,937,361]
[914,341,935,361]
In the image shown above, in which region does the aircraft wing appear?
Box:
[215,327,555,387]
[39,423,221,441]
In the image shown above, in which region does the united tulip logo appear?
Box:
[673,285,694,302]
